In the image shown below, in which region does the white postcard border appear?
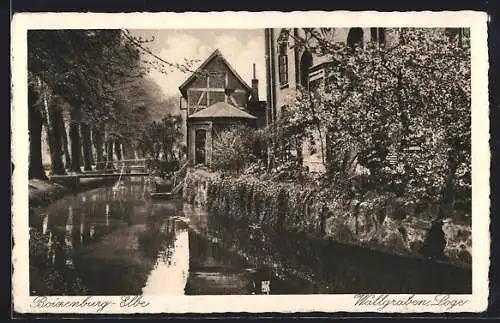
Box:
[11,11,490,314]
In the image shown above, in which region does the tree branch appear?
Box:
[122,29,201,75]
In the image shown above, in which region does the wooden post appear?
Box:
[206,75,210,107]
[224,72,228,103]
[207,122,213,167]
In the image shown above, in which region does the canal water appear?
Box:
[29,179,328,296]
[29,178,471,296]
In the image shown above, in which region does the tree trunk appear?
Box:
[123,142,135,160]
[106,140,114,169]
[48,106,66,175]
[89,129,95,165]
[44,122,55,173]
[28,86,47,180]
[69,109,82,173]
[93,128,105,170]
[121,143,125,160]
[61,116,71,169]
[80,143,85,168]
[115,140,123,161]
[80,123,93,171]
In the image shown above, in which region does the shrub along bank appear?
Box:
[183,168,472,267]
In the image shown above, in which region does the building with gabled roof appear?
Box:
[179,49,256,115]
[188,102,257,120]
[178,49,265,166]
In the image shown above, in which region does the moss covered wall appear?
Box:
[183,169,472,267]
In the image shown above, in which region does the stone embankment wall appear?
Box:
[183,168,472,267]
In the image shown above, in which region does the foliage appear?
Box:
[137,114,184,177]
[211,125,267,173]
[184,169,472,270]
[278,28,471,209]
[28,29,199,122]
[27,29,195,177]
[106,77,170,145]
[211,125,249,172]
[28,30,144,122]
[260,105,319,181]
[147,94,183,122]
[121,30,201,76]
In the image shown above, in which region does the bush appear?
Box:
[211,125,265,173]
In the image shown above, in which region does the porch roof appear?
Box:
[188,102,257,120]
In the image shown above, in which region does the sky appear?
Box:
[129,29,267,100]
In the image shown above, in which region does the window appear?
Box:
[370,28,386,47]
[280,105,288,116]
[347,27,364,49]
[399,28,408,45]
[194,129,207,165]
[278,55,288,87]
[445,28,469,48]
[278,42,288,87]
[300,50,313,89]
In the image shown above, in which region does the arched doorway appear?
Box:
[300,50,313,89]
[347,27,364,49]
[194,129,207,165]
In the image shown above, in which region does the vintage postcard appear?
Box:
[11,11,490,314]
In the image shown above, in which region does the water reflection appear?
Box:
[142,229,189,295]
[29,178,471,295]
[29,180,322,296]
[42,214,48,235]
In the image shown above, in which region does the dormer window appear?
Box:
[278,41,289,88]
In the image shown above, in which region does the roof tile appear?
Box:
[188,102,257,119]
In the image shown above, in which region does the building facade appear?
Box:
[265,28,399,124]
[179,49,265,166]
[264,27,467,173]
[265,28,393,172]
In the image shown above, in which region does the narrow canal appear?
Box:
[29,178,471,296]
[29,178,326,296]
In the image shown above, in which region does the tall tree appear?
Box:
[80,123,93,171]
[28,30,141,173]
[28,29,199,177]
[46,94,66,175]
[281,28,470,208]
[28,78,47,179]
[92,127,105,170]
[60,111,72,169]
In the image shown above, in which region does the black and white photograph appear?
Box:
[11,11,490,313]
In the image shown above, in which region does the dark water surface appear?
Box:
[29,179,325,295]
[29,179,471,295]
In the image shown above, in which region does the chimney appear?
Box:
[251,63,259,101]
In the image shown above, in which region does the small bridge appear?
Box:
[94,158,150,171]
[49,158,191,194]
[51,172,150,180]
[49,158,152,187]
